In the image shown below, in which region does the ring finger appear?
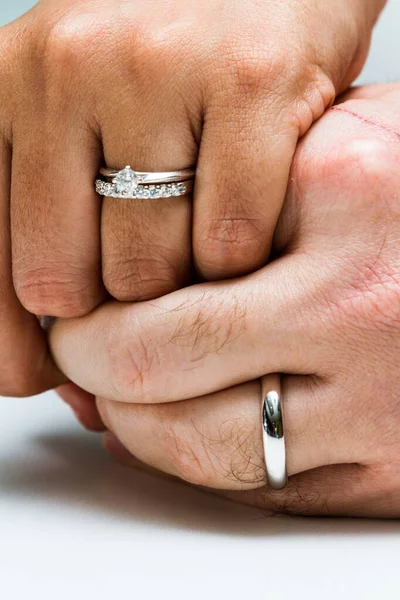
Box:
[96,374,364,491]
[99,66,199,302]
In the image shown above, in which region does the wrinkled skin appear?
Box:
[0,0,384,396]
[56,83,400,517]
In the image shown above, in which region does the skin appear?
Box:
[0,0,385,396]
[52,83,400,517]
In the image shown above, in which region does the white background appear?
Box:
[1,1,400,599]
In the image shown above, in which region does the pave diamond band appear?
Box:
[96,165,195,199]
[95,179,193,199]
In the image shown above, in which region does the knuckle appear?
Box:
[14,264,98,317]
[223,44,289,96]
[131,28,180,72]
[42,14,182,87]
[335,136,398,196]
[205,216,264,248]
[296,121,400,220]
[31,10,108,95]
[291,64,335,134]
[197,216,266,277]
[40,13,98,72]
[106,318,157,401]
[103,253,179,301]
[121,19,203,83]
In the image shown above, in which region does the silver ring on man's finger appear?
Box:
[261,375,288,490]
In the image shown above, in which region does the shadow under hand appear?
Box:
[0,427,399,538]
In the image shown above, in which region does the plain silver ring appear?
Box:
[261,374,288,490]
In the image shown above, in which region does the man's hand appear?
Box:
[50,84,400,517]
[0,0,385,396]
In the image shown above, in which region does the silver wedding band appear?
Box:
[261,375,288,490]
[95,165,195,199]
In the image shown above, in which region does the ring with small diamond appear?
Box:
[95,165,195,199]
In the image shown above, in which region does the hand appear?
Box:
[50,84,400,517]
[0,0,385,397]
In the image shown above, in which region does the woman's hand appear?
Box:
[49,84,400,517]
[0,0,385,396]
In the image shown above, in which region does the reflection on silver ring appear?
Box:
[261,375,288,490]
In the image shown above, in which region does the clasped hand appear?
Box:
[53,86,400,517]
[1,0,399,517]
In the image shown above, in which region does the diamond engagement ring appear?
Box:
[261,375,288,490]
[95,165,195,199]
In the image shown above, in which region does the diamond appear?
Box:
[149,186,158,198]
[95,181,104,194]
[178,183,186,194]
[113,166,138,195]
[171,184,180,196]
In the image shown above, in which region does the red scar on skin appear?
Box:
[331,106,400,142]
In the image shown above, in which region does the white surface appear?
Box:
[1,1,400,598]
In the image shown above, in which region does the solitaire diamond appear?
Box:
[113,166,138,195]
